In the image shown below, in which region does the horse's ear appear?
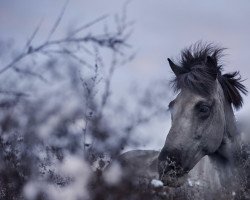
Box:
[206,56,218,80]
[168,58,186,76]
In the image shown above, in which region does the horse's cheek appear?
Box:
[201,122,224,153]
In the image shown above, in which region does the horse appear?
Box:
[118,43,249,199]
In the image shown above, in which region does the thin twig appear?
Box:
[46,0,69,42]
[83,120,89,153]
[13,67,48,83]
[100,52,117,110]
[24,19,43,51]
[0,53,27,74]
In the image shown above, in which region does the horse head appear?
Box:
[158,43,247,187]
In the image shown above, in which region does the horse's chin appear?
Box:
[161,173,188,187]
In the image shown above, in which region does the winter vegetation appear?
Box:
[0,2,169,200]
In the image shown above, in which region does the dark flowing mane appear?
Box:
[170,42,247,109]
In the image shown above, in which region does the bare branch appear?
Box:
[46,0,69,42]
[0,30,130,75]
[0,53,27,75]
[13,67,48,83]
[24,19,43,51]
[100,52,117,110]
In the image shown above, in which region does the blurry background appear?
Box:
[0,1,249,199]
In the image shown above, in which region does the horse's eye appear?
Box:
[199,105,210,114]
[196,102,212,119]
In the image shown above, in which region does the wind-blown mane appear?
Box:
[170,42,247,109]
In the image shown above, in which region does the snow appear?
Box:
[150,179,164,188]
